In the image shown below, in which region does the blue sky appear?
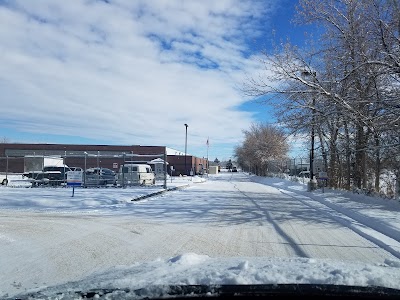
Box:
[0,0,309,161]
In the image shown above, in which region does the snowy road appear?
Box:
[1,172,400,296]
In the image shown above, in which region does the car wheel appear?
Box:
[2,178,8,185]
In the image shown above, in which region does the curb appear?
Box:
[131,184,191,202]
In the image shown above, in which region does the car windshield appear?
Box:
[1,0,400,299]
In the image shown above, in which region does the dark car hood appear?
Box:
[10,284,400,300]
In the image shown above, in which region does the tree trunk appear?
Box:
[396,169,400,200]
[344,122,352,190]
[327,122,339,188]
[374,133,381,192]
[317,127,328,172]
[355,124,366,189]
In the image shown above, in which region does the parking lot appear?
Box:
[1,173,203,187]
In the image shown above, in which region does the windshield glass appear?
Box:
[1,0,400,299]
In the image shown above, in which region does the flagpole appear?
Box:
[206,137,209,178]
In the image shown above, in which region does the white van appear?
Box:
[117,164,155,186]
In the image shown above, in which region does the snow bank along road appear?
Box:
[1,172,399,296]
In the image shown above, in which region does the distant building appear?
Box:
[0,143,208,176]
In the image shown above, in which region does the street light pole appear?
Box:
[184,123,188,176]
[301,70,317,191]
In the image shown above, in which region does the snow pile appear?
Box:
[17,254,400,299]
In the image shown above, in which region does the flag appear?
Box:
[206,137,209,146]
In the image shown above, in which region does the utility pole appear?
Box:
[310,96,316,187]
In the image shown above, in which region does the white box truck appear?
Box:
[22,156,69,186]
[24,156,64,172]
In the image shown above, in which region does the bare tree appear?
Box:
[0,137,10,143]
[243,0,400,194]
[235,123,289,175]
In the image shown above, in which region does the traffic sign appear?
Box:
[67,171,83,186]
[319,171,328,179]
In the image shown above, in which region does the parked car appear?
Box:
[232,166,238,172]
[69,167,84,172]
[44,166,73,185]
[298,171,310,178]
[23,165,72,186]
[84,167,116,186]
[117,164,155,186]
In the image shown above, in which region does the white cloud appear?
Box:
[0,0,279,157]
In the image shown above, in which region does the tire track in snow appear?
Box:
[277,188,400,260]
[229,178,309,258]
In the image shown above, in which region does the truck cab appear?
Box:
[23,165,72,186]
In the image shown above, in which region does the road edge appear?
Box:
[131,184,191,202]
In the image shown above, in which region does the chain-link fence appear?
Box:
[0,152,169,188]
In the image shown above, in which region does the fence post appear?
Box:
[164,151,167,189]
[97,151,100,187]
[6,156,8,185]
[122,153,125,188]
[84,152,87,187]
[64,151,67,187]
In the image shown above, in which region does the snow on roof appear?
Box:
[149,158,168,164]
[166,147,185,156]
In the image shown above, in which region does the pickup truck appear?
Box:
[23,165,72,186]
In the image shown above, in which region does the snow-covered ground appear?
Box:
[0,174,203,211]
[1,171,400,299]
